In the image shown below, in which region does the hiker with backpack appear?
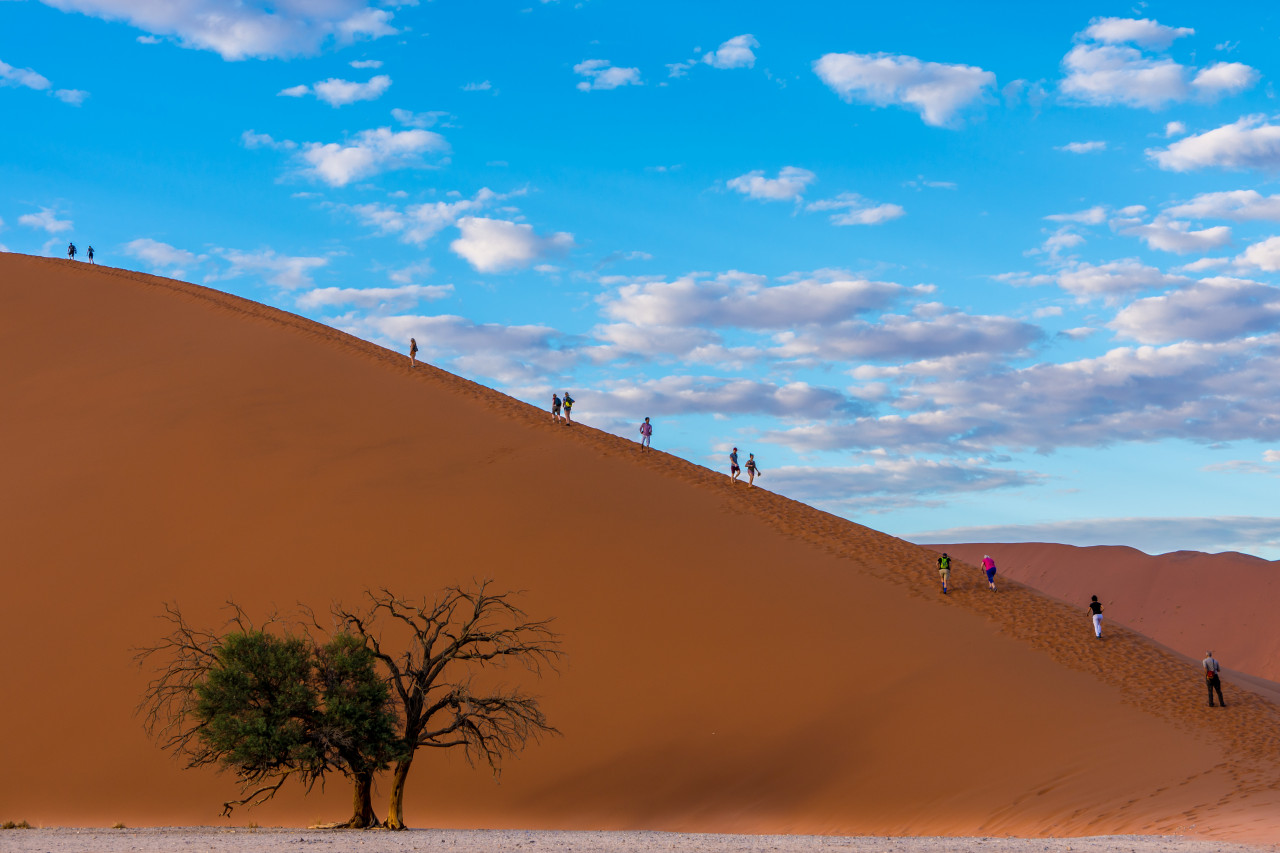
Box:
[1203,651,1226,707]
[562,392,574,424]
[937,553,952,595]
[639,417,652,449]
[551,393,562,423]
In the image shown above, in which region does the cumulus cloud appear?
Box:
[574,59,641,91]
[123,237,201,269]
[806,193,905,225]
[813,51,995,127]
[1055,259,1188,301]
[214,248,327,289]
[450,217,574,273]
[702,34,758,69]
[280,74,391,106]
[1112,216,1233,253]
[1237,236,1280,272]
[1165,121,1187,137]
[38,0,397,61]
[299,127,449,186]
[1110,277,1280,343]
[582,375,856,419]
[1045,206,1108,224]
[1148,115,1280,172]
[348,187,503,245]
[1192,62,1259,97]
[296,284,452,311]
[766,459,1042,512]
[601,271,912,328]
[726,166,815,202]
[1166,190,1280,221]
[1,58,86,104]
[1081,17,1194,49]
[241,129,296,150]
[18,207,72,233]
[1057,140,1106,153]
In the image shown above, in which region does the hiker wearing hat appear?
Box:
[1203,651,1226,707]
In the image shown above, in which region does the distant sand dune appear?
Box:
[2,253,1278,842]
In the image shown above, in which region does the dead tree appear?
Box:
[335,581,562,830]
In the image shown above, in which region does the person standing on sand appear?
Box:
[87,246,95,263]
[745,453,761,486]
[552,393,562,423]
[409,337,418,367]
[67,242,76,260]
[937,552,952,594]
[729,447,741,482]
[562,392,574,424]
[639,417,652,449]
[1088,595,1104,639]
[981,554,998,592]
[1203,651,1226,707]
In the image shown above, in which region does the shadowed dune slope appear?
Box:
[932,544,1280,684]
[3,253,1279,841]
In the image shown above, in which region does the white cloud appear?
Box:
[390,108,449,129]
[1057,140,1106,153]
[450,217,574,272]
[241,129,297,150]
[601,271,911,328]
[348,187,503,245]
[1165,120,1187,137]
[18,207,72,233]
[387,260,433,285]
[281,74,391,106]
[702,34,758,70]
[0,59,51,91]
[297,284,452,311]
[1082,17,1194,49]
[583,375,854,419]
[1055,259,1188,301]
[349,59,381,69]
[54,88,88,105]
[1045,206,1108,224]
[123,237,200,269]
[1192,62,1259,97]
[38,0,397,61]
[1113,216,1232,253]
[1237,236,1280,272]
[805,193,905,225]
[1166,190,1280,222]
[136,35,160,44]
[1149,116,1280,172]
[726,166,815,202]
[574,59,641,91]
[767,459,1041,511]
[1060,44,1188,108]
[1110,277,1280,343]
[215,248,327,289]
[462,80,492,91]
[813,51,995,127]
[300,127,449,186]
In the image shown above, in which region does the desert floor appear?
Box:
[3,829,1278,853]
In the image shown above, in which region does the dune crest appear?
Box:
[3,253,1279,841]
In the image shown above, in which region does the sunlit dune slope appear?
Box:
[932,543,1280,684]
[3,253,1279,841]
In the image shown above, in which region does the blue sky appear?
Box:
[6,0,1280,557]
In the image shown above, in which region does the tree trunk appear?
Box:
[346,770,379,828]
[385,756,415,830]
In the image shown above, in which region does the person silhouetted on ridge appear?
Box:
[409,337,418,367]
[1088,595,1104,639]
[67,242,76,260]
[729,447,740,483]
[937,553,952,594]
[745,453,762,486]
[87,245,95,263]
[639,416,652,450]
[1203,651,1226,707]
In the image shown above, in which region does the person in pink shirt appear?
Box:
[639,417,653,450]
[981,554,998,592]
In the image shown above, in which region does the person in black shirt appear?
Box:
[1087,595,1104,639]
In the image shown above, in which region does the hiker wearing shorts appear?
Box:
[639,417,652,449]
[67,242,76,260]
[1203,651,1226,707]
[745,453,761,486]
[409,337,418,367]
[563,392,574,424]
[87,246,95,263]
[1088,596,1104,639]
[729,448,740,482]
[981,554,998,592]
[552,394,562,422]
[937,553,951,594]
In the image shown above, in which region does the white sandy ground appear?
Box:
[2,829,1277,853]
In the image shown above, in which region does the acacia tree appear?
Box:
[335,581,562,830]
[137,605,400,827]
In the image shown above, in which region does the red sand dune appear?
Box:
[3,253,1280,841]
[931,544,1280,685]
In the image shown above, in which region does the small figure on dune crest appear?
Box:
[981,554,998,592]
[937,552,951,594]
[67,242,77,260]
[729,447,740,482]
[1203,650,1226,707]
[409,336,418,367]
[87,245,95,264]
[551,393,562,423]
[1088,595,1104,639]
[639,416,652,450]
[745,453,761,486]
[562,391,574,424]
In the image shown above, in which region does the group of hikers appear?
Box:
[66,242,94,263]
[936,552,1230,707]
[728,447,762,485]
